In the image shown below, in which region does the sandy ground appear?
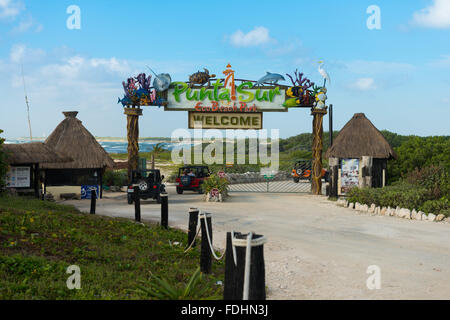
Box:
[64,187,450,300]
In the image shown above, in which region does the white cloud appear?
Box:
[229,26,273,47]
[11,14,43,33]
[411,0,450,29]
[10,44,46,63]
[0,0,24,20]
[428,54,450,67]
[346,60,414,75]
[351,77,377,91]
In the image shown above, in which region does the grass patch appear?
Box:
[0,196,224,300]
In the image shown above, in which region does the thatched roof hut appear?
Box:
[3,142,73,165]
[326,113,397,160]
[41,111,114,169]
[326,113,397,195]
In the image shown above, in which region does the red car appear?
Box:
[176,166,210,194]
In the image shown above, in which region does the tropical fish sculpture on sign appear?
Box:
[118,73,157,107]
[283,69,327,109]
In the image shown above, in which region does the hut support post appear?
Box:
[311,108,327,195]
[124,108,143,184]
[329,157,339,198]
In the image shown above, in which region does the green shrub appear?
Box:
[347,185,435,211]
[103,170,128,187]
[201,174,229,194]
[419,198,450,217]
[406,165,449,199]
[387,136,450,184]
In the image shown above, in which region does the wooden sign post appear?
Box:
[124,107,142,183]
[311,108,327,195]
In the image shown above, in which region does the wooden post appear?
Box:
[231,233,267,300]
[90,189,96,214]
[200,213,212,274]
[224,232,239,300]
[124,107,143,184]
[329,157,339,198]
[133,186,141,222]
[34,163,39,198]
[311,108,327,195]
[160,193,168,229]
[187,208,199,248]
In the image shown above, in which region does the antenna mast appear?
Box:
[21,64,32,141]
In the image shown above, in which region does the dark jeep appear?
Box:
[127,169,165,204]
[175,166,210,194]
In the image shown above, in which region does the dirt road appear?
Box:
[65,187,450,300]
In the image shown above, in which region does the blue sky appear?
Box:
[0,0,449,139]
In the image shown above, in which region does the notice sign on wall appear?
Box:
[188,112,262,130]
[340,158,359,194]
[6,166,31,188]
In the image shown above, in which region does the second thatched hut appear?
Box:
[41,111,114,199]
[326,113,397,196]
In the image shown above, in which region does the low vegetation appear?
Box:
[0,196,224,299]
[347,165,449,216]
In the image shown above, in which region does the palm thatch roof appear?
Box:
[41,111,115,169]
[3,142,73,165]
[326,113,398,159]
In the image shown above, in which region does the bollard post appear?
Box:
[160,193,168,229]
[224,232,239,300]
[231,233,267,300]
[133,186,141,222]
[187,208,199,248]
[90,189,96,214]
[200,212,212,274]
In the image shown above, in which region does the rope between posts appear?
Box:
[200,212,225,261]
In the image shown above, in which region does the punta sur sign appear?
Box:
[166,64,286,112]
[119,64,328,129]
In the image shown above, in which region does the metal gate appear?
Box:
[226,160,315,193]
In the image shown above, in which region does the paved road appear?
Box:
[65,187,450,300]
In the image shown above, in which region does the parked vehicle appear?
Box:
[291,160,329,183]
[175,166,210,194]
[127,169,165,204]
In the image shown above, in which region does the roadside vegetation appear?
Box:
[0,196,224,299]
[348,135,449,216]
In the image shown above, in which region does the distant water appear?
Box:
[4,138,190,154]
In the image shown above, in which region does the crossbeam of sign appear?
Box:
[118,64,329,129]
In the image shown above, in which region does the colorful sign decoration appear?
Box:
[188,112,262,129]
[118,64,328,114]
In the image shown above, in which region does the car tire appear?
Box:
[293,177,300,183]
[127,194,133,204]
[138,179,149,191]
[176,187,183,194]
[156,194,161,204]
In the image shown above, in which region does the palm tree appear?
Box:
[151,143,166,169]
